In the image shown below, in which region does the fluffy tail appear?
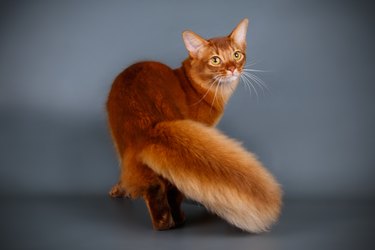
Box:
[140,120,282,233]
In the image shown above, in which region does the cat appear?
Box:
[106,18,282,232]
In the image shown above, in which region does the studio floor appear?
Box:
[1,195,374,250]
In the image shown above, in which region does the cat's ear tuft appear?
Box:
[229,18,249,47]
[182,30,208,57]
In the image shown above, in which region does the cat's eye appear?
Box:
[210,56,221,65]
[233,51,243,61]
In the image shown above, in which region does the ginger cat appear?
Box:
[106,19,282,232]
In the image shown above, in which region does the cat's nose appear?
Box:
[227,66,236,73]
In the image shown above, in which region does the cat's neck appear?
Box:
[177,59,238,111]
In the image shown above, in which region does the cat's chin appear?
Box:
[223,75,239,83]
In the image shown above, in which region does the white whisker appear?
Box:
[210,77,221,113]
[244,71,269,92]
[242,73,259,101]
[243,68,270,73]
[243,72,265,93]
[190,76,220,106]
[240,75,252,95]
[241,60,271,99]
[242,74,254,95]
[220,80,224,104]
[245,61,258,67]
[248,72,269,91]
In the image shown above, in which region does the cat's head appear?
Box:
[182,19,248,89]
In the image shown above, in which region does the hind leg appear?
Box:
[119,157,176,230]
[167,185,185,227]
[144,180,175,230]
[129,163,175,230]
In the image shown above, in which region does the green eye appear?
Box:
[210,56,221,65]
[233,51,243,61]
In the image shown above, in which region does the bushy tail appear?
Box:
[140,120,282,233]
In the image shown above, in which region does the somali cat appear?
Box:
[106,19,282,232]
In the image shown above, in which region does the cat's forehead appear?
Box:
[207,37,241,54]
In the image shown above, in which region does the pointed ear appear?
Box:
[229,18,249,47]
[182,30,208,57]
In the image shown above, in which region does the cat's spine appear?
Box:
[140,120,282,233]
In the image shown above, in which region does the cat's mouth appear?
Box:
[218,74,240,84]
[212,72,240,84]
[224,75,239,82]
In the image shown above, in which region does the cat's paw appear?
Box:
[109,183,129,198]
[152,213,175,231]
[172,210,186,228]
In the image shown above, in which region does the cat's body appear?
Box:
[106,19,282,232]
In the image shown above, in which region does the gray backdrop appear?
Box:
[1,0,374,199]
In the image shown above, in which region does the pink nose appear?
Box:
[227,66,236,73]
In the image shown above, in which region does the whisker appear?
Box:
[220,79,224,104]
[210,77,221,113]
[243,68,270,73]
[190,76,220,106]
[249,72,269,91]
[243,72,265,92]
[229,81,235,92]
[245,61,258,67]
[242,73,259,101]
[242,74,255,95]
[244,72,269,92]
[243,60,270,93]
[240,75,252,95]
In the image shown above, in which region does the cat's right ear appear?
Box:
[182,31,208,58]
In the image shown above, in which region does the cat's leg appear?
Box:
[110,153,147,199]
[109,182,128,198]
[109,160,130,198]
[117,157,175,230]
[143,179,175,230]
[167,184,185,227]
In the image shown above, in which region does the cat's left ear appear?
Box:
[182,30,208,57]
[229,18,249,48]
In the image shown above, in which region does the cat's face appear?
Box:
[183,19,248,89]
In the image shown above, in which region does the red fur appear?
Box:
[106,19,282,232]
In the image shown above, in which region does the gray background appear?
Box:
[1,0,374,198]
[1,1,375,249]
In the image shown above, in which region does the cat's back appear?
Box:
[107,61,186,128]
[109,61,178,98]
[118,61,176,87]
